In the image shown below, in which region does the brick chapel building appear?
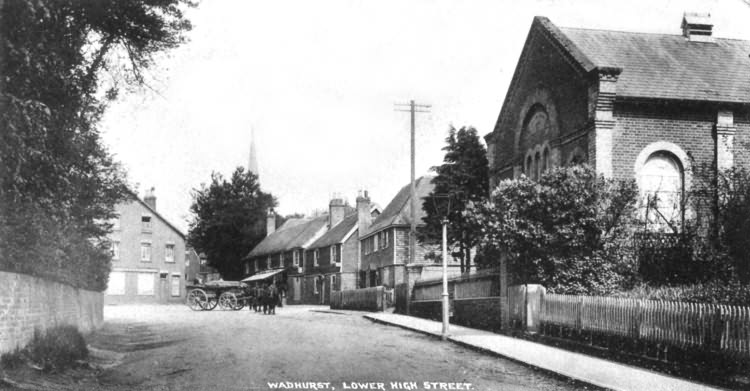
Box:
[485,13,750,230]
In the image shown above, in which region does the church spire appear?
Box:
[248,127,259,178]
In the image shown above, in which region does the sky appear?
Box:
[99,0,750,233]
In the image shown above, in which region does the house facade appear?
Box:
[243,211,329,296]
[484,14,750,231]
[105,189,186,304]
[357,176,461,289]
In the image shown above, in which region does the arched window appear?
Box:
[639,152,684,231]
[526,155,533,177]
[534,152,541,180]
[542,147,550,173]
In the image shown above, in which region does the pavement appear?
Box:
[364,312,723,391]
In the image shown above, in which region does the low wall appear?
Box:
[453,298,503,332]
[0,271,103,354]
[330,286,384,311]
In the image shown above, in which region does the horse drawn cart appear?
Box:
[186,280,254,311]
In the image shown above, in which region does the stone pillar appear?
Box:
[716,110,735,172]
[587,67,621,178]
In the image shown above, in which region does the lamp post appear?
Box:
[430,193,453,340]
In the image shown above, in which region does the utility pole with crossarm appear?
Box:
[394,100,431,266]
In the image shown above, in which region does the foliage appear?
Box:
[687,166,750,283]
[188,167,276,280]
[616,281,750,306]
[0,326,88,372]
[418,126,489,272]
[0,0,194,290]
[467,165,640,294]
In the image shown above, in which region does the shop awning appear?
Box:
[241,268,285,282]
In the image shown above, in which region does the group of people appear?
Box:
[249,283,280,315]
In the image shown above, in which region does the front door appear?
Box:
[293,277,301,301]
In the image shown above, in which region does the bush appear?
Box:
[615,281,750,306]
[9,326,89,372]
[468,165,640,294]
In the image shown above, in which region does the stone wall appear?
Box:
[0,271,103,354]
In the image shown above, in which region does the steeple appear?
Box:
[248,127,259,178]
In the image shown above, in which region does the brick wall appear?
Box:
[0,271,103,354]
[488,25,590,178]
[612,102,716,181]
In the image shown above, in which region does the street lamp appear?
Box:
[430,193,453,340]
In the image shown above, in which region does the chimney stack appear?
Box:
[266,208,276,237]
[356,190,372,238]
[682,12,714,42]
[144,187,156,210]
[329,193,346,228]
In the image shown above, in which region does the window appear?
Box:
[330,274,337,292]
[171,275,181,296]
[383,231,389,248]
[111,240,120,260]
[293,250,300,266]
[639,152,684,232]
[526,155,533,176]
[313,276,319,294]
[254,260,258,272]
[141,215,152,231]
[373,234,379,251]
[106,271,125,295]
[313,249,319,266]
[330,246,339,264]
[267,255,271,270]
[140,243,152,262]
[543,147,550,173]
[137,272,154,295]
[200,256,207,266]
[165,244,175,263]
[244,262,251,275]
[534,151,541,180]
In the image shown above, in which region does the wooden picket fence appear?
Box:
[541,294,750,357]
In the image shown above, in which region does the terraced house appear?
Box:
[105,188,186,304]
[485,13,750,232]
[358,176,461,290]
[243,210,328,294]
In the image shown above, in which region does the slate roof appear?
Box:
[537,16,750,103]
[308,212,358,250]
[246,215,328,258]
[362,176,435,238]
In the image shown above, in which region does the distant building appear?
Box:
[357,176,461,289]
[484,14,750,231]
[243,211,329,295]
[105,188,186,304]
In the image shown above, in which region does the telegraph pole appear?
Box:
[395,100,431,265]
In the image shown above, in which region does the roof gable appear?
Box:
[308,212,358,249]
[123,190,185,239]
[363,176,435,238]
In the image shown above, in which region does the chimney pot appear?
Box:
[266,208,276,237]
[144,187,157,210]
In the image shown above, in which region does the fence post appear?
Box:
[499,252,510,330]
[525,285,545,334]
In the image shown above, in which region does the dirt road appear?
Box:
[5,305,598,390]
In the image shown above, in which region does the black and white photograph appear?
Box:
[2,0,750,390]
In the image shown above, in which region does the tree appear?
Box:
[0,0,194,290]
[418,126,489,273]
[188,167,277,280]
[467,165,639,294]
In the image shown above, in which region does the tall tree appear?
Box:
[188,167,277,280]
[419,126,489,273]
[0,0,194,290]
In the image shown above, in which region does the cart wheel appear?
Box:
[204,295,218,310]
[233,298,246,311]
[219,292,238,310]
[187,289,208,311]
